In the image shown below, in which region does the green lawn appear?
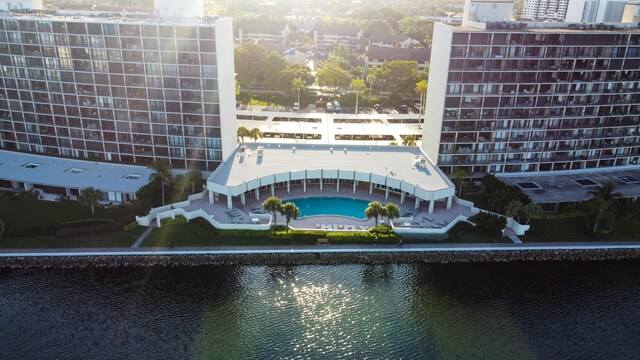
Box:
[522,216,640,242]
[0,227,145,249]
[0,197,133,235]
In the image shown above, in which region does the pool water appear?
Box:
[286,197,370,219]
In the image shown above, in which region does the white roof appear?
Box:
[208,143,454,199]
[0,150,152,194]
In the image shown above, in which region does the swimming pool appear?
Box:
[285,197,370,219]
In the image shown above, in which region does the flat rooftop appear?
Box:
[498,167,640,203]
[208,143,453,192]
[0,150,152,193]
[1,11,220,25]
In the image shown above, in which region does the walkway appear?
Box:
[131,224,155,248]
[2,242,640,257]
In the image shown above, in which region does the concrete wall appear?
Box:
[215,18,239,161]
[422,23,453,164]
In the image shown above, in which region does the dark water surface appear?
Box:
[1,260,639,359]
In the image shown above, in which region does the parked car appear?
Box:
[399,104,408,113]
[334,101,342,113]
[373,104,382,113]
[326,102,334,113]
[293,102,299,111]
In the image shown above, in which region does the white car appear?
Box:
[293,102,300,111]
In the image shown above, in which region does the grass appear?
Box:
[0,196,133,235]
[447,222,511,244]
[523,216,640,243]
[0,227,145,249]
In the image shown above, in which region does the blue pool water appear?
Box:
[286,197,370,219]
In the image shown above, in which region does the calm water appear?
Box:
[1,261,640,359]
[287,197,369,219]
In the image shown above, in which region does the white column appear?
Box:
[24,182,33,191]
[11,181,19,190]
[447,196,453,209]
[227,195,233,209]
[303,180,307,192]
[255,188,260,200]
[320,179,323,191]
[400,192,405,204]
[428,200,435,214]
[337,180,340,192]
[209,190,214,204]
[65,188,72,196]
[369,182,373,195]
[385,186,389,199]
[353,181,356,193]
[270,184,274,196]
[240,193,246,206]
[287,180,290,193]
[415,198,420,210]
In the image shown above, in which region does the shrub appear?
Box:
[468,212,507,232]
[123,221,139,231]
[327,231,399,242]
[0,218,5,239]
[160,215,188,227]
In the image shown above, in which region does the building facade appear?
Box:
[0,12,237,172]
[521,0,569,21]
[424,21,640,177]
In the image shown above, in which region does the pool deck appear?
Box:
[179,184,473,230]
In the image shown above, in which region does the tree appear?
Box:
[587,181,621,234]
[263,51,288,106]
[398,18,435,47]
[234,43,267,107]
[237,126,250,142]
[506,200,543,224]
[361,17,394,38]
[521,203,543,224]
[184,170,202,193]
[148,159,172,206]
[389,141,398,146]
[377,60,419,96]
[366,70,377,99]
[350,78,366,115]
[365,201,387,233]
[385,203,400,224]
[505,200,524,221]
[402,135,417,146]
[332,43,351,59]
[280,202,300,228]
[415,79,428,129]
[263,196,283,227]
[292,77,304,111]
[468,212,508,232]
[249,128,263,142]
[78,187,102,216]
[451,168,467,197]
[317,62,352,94]
[133,198,152,216]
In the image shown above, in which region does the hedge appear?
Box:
[327,231,400,242]
[160,216,188,227]
[123,221,139,231]
[55,215,135,238]
[0,218,5,239]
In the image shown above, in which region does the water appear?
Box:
[286,197,370,219]
[1,261,640,359]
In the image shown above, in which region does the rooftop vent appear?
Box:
[65,168,84,174]
[617,175,640,184]
[516,182,542,190]
[123,174,141,180]
[21,163,40,169]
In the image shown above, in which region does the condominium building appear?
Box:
[521,0,569,21]
[0,9,237,172]
[565,0,628,23]
[424,21,640,177]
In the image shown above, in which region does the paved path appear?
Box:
[131,226,155,248]
[509,235,523,244]
[1,241,640,257]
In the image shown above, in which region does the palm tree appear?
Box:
[415,79,428,129]
[350,78,366,115]
[451,168,468,197]
[587,181,621,234]
[237,126,250,142]
[249,128,263,142]
[148,159,172,206]
[365,201,387,233]
[366,71,377,100]
[78,187,102,216]
[292,77,305,112]
[402,135,417,146]
[263,196,283,227]
[385,203,400,224]
[184,170,201,193]
[280,202,301,228]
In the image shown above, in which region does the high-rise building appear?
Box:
[0,6,237,172]
[521,0,570,21]
[565,0,628,23]
[424,20,640,176]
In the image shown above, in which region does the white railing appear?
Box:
[393,214,470,235]
[156,208,271,231]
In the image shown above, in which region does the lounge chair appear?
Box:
[338,224,344,230]
[359,225,366,230]
[315,224,321,229]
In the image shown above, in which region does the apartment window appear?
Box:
[169,136,184,146]
[103,24,119,36]
[37,21,52,33]
[7,31,21,43]
[39,33,54,45]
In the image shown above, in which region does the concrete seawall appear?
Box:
[1,246,640,268]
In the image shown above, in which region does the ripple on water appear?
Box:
[1,261,640,359]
